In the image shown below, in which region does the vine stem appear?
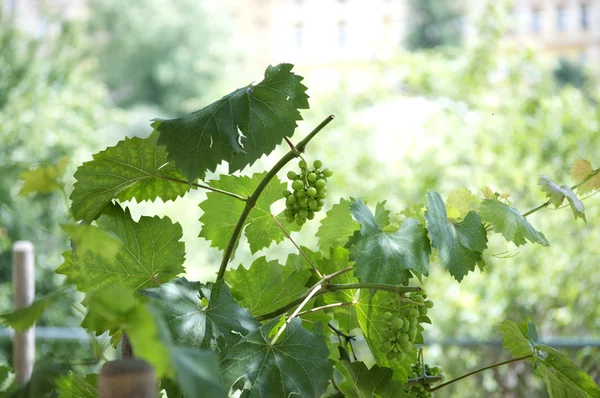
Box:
[270,285,322,345]
[155,174,247,202]
[270,213,323,278]
[256,283,420,321]
[425,354,533,392]
[216,115,335,281]
[296,301,353,317]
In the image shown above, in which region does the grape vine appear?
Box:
[2,63,599,398]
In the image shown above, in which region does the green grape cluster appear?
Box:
[405,363,444,397]
[380,290,434,362]
[283,159,332,226]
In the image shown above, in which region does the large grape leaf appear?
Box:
[225,256,311,317]
[425,191,487,282]
[18,157,68,196]
[536,345,600,398]
[337,359,408,398]
[199,173,299,254]
[154,63,309,182]
[220,318,332,398]
[446,188,480,221]
[316,198,361,251]
[479,198,549,247]
[348,199,430,284]
[141,278,258,351]
[56,203,185,292]
[538,176,586,223]
[55,372,97,398]
[69,132,191,222]
[61,223,121,261]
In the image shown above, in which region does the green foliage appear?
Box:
[553,58,588,89]
[348,199,431,283]
[220,318,332,398]
[199,173,299,253]
[425,192,487,281]
[480,199,549,247]
[0,290,65,332]
[317,198,361,250]
[70,132,191,223]
[56,203,185,292]
[406,0,462,50]
[499,320,600,398]
[337,356,408,397]
[154,64,309,181]
[141,278,258,350]
[226,257,311,317]
[18,158,68,196]
[55,372,98,398]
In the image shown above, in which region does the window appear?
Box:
[531,8,541,33]
[337,21,347,47]
[294,23,304,49]
[556,6,566,32]
[581,4,589,30]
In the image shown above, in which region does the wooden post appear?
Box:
[99,359,156,398]
[12,241,35,385]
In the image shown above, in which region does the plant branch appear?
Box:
[155,174,247,201]
[270,285,322,345]
[270,213,323,278]
[256,283,420,321]
[297,301,353,317]
[216,115,336,281]
[425,354,533,392]
[322,266,354,282]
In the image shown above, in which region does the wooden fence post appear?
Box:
[12,241,35,385]
[99,359,156,398]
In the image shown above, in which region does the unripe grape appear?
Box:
[292,180,304,190]
[298,198,307,207]
[286,216,295,223]
[315,179,326,189]
[317,199,325,207]
[390,317,403,330]
[292,203,300,210]
[287,171,296,180]
[398,333,409,343]
[408,328,417,341]
[413,295,425,303]
[323,168,333,177]
[284,209,294,217]
[307,211,315,220]
[295,218,304,226]
[425,300,434,309]
[298,159,307,169]
[286,195,296,205]
[307,187,317,197]
[313,160,323,169]
[317,191,327,199]
[386,351,395,360]
[383,312,393,320]
[308,173,317,182]
[408,308,420,318]
[283,190,292,197]
[396,352,406,362]
[296,189,306,198]
[419,307,428,316]
[409,318,418,328]
[298,209,308,218]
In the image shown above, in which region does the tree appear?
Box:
[87,0,236,114]
[405,0,462,50]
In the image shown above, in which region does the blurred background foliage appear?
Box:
[0,0,598,396]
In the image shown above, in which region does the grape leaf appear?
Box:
[56,203,185,292]
[479,198,549,247]
[425,191,487,282]
[18,157,68,196]
[337,359,408,398]
[538,175,566,208]
[536,345,600,398]
[348,199,431,283]
[226,256,311,317]
[199,172,299,254]
[355,290,417,382]
[220,318,332,398]
[69,132,191,223]
[374,201,391,229]
[570,159,600,195]
[0,290,65,332]
[61,223,121,261]
[316,198,361,251]
[141,278,258,351]
[0,365,16,394]
[55,372,97,398]
[399,203,426,224]
[446,188,480,220]
[154,63,309,182]
[562,185,586,223]
[498,320,534,357]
